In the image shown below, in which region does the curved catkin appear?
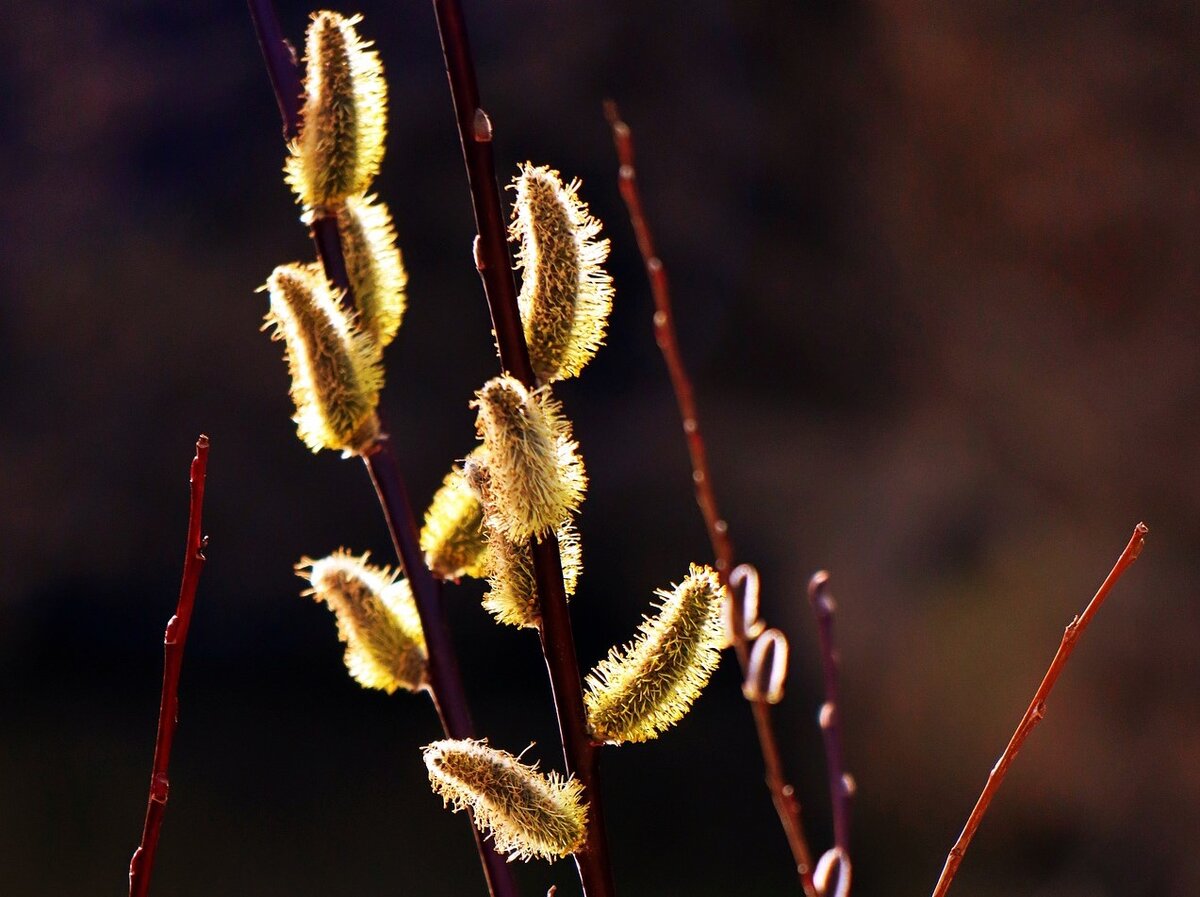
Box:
[510,164,613,383]
[472,375,586,542]
[584,564,726,744]
[298,550,427,693]
[421,448,489,581]
[337,194,407,347]
[262,262,382,455]
[423,739,587,862]
[483,520,581,629]
[285,11,387,208]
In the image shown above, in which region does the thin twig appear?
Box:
[929,522,1148,897]
[245,5,518,896]
[128,435,211,897]
[429,4,616,896]
[807,572,853,857]
[604,99,819,897]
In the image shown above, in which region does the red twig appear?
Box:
[429,4,616,895]
[929,522,1149,897]
[604,100,819,897]
[128,435,211,897]
[807,572,853,858]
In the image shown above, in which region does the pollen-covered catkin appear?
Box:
[262,262,382,455]
[337,194,407,347]
[423,739,587,862]
[510,164,613,383]
[298,550,427,693]
[472,375,586,542]
[584,564,726,744]
[421,448,489,581]
[483,520,581,629]
[285,11,387,208]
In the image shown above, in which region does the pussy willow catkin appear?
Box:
[298,550,427,693]
[423,739,587,862]
[483,520,582,629]
[585,564,726,744]
[337,194,407,347]
[421,447,490,581]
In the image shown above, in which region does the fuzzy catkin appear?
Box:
[337,194,407,347]
[421,448,489,581]
[511,164,613,383]
[299,550,427,693]
[584,564,726,744]
[262,262,382,455]
[472,375,586,542]
[483,520,581,629]
[285,11,387,208]
[423,739,587,862]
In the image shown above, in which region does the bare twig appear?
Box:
[128,435,211,897]
[929,522,1149,897]
[807,572,853,857]
[429,4,616,895]
[245,5,518,896]
[605,99,819,897]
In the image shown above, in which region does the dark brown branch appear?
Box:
[429,4,616,896]
[807,572,853,857]
[128,435,211,897]
[930,522,1148,897]
[245,6,518,896]
[605,100,819,897]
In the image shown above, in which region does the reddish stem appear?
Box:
[429,4,616,895]
[929,522,1148,897]
[128,435,211,897]
[604,100,819,897]
[807,572,853,858]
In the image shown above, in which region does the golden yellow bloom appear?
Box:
[421,447,489,581]
[482,520,581,629]
[337,194,407,347]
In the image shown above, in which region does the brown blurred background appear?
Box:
[2,1,1198,895]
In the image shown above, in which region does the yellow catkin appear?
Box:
[510,164,613,383]
[337,194,407,347]
[483,520,581,629]
[472,375,586,542]
[584,564,726,744]
[285,11,387,208]
[262,262,382,455]
[423,739,587,862]
[421,447,489,581]
[298,550,427,693]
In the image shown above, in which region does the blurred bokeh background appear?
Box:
[2,1,1199,895]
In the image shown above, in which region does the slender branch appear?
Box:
[605,100,819,897]
[929,522,1149,897]
[245,5,518,896]
[807,572,853,857]
[128,435,211,897]
[429,4,615,896]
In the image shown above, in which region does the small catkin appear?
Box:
[584,564,726,744]
[262,262,382,455]
[423,739,587,862]
[472,375,586,542]
[510,164,613,383]
[298,550,427,693]
[483,520,582,629]
[421,447,489,581]
[337,194,407,347]
[285,11,387,208]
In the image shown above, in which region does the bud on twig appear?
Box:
[262,262,382,455]
[337,194,407,347]
[298,550,427,693]
[585,564,726,744]
[285,11,387,208]
[510,164,613,384]
[743,628,789,704]
[472,375,587,541]
[423,739,587,862]
[814,847,851,897]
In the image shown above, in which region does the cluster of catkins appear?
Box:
[263,11,729,864]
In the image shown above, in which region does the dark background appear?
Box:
[2,2,1199,895]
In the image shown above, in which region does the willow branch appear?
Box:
[128,435,211,897]
[604,100,819,896]
[929,522,1148,897]
[245,5,517,895]
[429,4,616,896]
[807,572,853,857]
